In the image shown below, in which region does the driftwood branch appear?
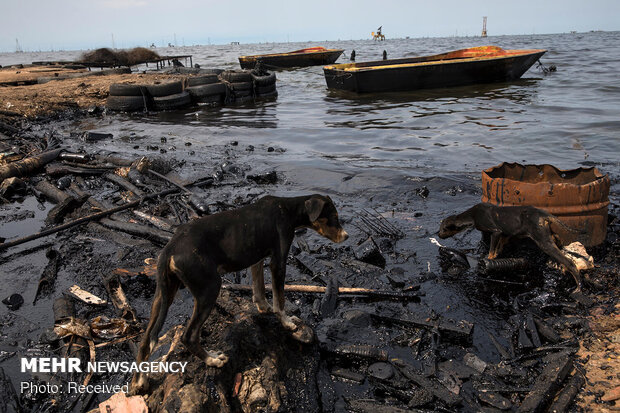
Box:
[0,177,212,251]
[222,283,420,301]
[0,148,63,181]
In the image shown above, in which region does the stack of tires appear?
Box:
[219,70,254,104]
[252,71,277,99]
[106,80,190,112]
[106,84,148,112]
[185,74,227,106]
[147,80,190,111]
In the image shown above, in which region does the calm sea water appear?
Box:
[2,31,619,182]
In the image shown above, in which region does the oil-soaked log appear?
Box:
[0,148,63,181]
[104,172,146,198]
[133,210,174,232]
[222,283,421,301]
[33,248,59,304]
[331,367,365,383]
[346,399,413,413]
[58,152,92,163]
[392,358,462,407]
[45,164,108,176]
[533,317,562,344]
[526,312,542,348]
[35,180,71,204]
[548,373,584,413]
[0,181,206,251]
[99,218,172,245]
[35,180,86,223]
[0,367,21,412]
[516,351,573,413]
[370,312,473,344]
[94,154,134,167]
[0,120,20,136]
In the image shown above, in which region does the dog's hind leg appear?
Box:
[530,232,583,292]
[131,256,180,394]
[181,261,228,368]
[488,233,508,259]
[251,260,271,313]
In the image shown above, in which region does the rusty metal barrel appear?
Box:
[481,162,610,247]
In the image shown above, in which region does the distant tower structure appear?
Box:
[15,38,23,53]
[482,16,488,37]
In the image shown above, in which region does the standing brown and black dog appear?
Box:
[438,203,583,291]
[131,194,348,393]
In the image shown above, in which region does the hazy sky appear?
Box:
[1,0,618,52]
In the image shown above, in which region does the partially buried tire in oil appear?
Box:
[481,162,610,247]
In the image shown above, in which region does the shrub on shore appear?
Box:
[80,47,160,66]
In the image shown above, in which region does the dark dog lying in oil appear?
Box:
[438,203,583,291]
[131,194,348,393]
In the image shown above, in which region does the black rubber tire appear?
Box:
[106,95,147,112]
[153,91,191,111]
[196,94,224,105]
[219,70,252,82]
[256,90,278,99]
[109,83,146,96]
[233,95,254,104]
[252,72,276,87]
[229,81,252,92]
[232,89,252,98]
[186,83,227,99]
[187,74,219,87]
[198,68,223,75]
[146,81,184,97]
[255,83,276,95]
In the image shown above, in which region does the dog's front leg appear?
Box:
[251,260,272,313]
[270,258,300,331]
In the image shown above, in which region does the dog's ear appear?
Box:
[305,197,326,222]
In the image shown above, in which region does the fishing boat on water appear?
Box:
[323,46,546,93]
[239,47,344,69]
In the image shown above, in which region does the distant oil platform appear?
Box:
[481,16,488,37]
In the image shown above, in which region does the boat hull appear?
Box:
[323,48,546,93]
[239,49,344,69]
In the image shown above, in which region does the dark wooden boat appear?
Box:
[323,46,546,93]
[239,47,344,69]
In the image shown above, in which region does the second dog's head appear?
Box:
[438,214,471,239]
[305,195,348,243]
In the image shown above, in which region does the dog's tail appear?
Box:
[547,215,587,235]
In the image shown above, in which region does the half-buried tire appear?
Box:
[186,82,227,99]
[256,90,278,99]
[251,72,276,87]
[146,81,184,97]
[255,83,276,95]
[109,83,146,96]
[153,91,191,111]
[187,74,219,87]
[106,95,147,112]
[219,70,252,83]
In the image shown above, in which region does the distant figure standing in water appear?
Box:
[382,50,387,60]
[350,50,356,61]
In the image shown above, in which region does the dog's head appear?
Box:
[305,195,348,243]
[438,215,470,239]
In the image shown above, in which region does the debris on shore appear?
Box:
[0,97,618,412]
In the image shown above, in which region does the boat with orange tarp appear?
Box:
[323,46,546,93]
